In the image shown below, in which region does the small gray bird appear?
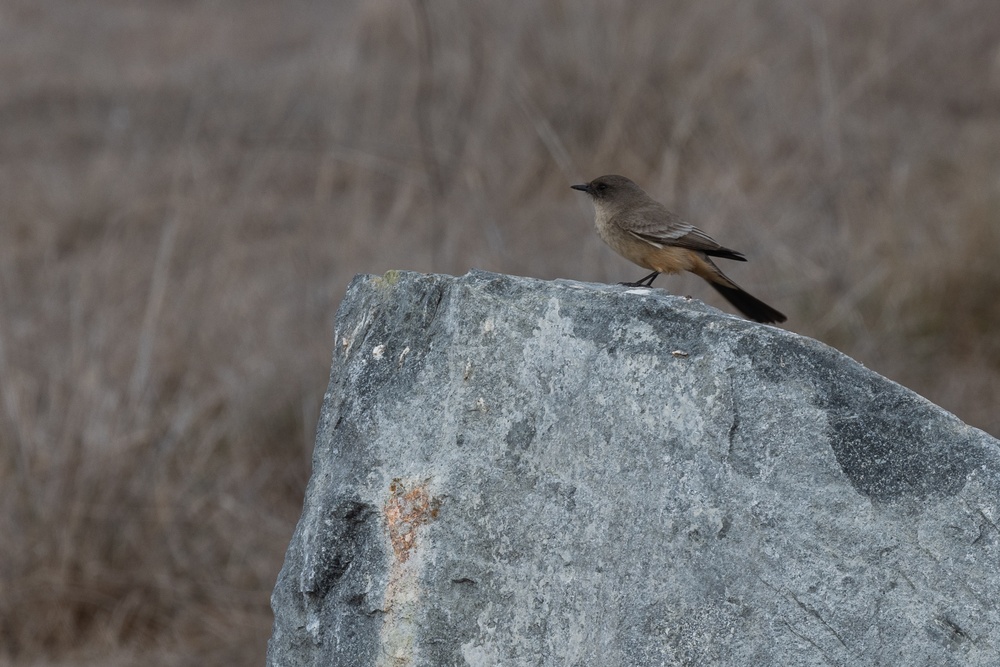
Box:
[572,174,786,324]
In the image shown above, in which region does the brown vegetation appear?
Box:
[1,0,998,663]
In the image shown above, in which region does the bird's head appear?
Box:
[570,175,645,205]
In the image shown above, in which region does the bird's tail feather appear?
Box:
[708,282,786,324]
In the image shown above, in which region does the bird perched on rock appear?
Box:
[571,174,786,324]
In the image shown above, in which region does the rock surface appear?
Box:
[268,270,1000,667]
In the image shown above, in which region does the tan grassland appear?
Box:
[1,1,999,663]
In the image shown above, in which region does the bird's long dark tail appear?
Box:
[708,282,786,324]
[696,259,786,324]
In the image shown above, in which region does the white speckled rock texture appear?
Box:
[268,270,1000,666]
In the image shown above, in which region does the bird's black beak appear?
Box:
[570,183,590,193]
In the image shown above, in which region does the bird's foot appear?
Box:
[620,271,660,288]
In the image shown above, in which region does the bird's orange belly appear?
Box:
[597,222,701,275]
[635,245,699,274]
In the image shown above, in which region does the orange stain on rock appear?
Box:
[384,479,441,563]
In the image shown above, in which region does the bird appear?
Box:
[571,174,786,324]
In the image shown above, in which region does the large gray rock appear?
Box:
[268,270,1000,666]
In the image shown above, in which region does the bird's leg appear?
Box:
[619,271,659,287]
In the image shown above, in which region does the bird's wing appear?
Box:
[628,225,725,251]
[617,202,748,261]
[620,203,729,253]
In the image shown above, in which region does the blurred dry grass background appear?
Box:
[1,0,999,663]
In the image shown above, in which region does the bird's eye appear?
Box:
[595,183,607,191]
